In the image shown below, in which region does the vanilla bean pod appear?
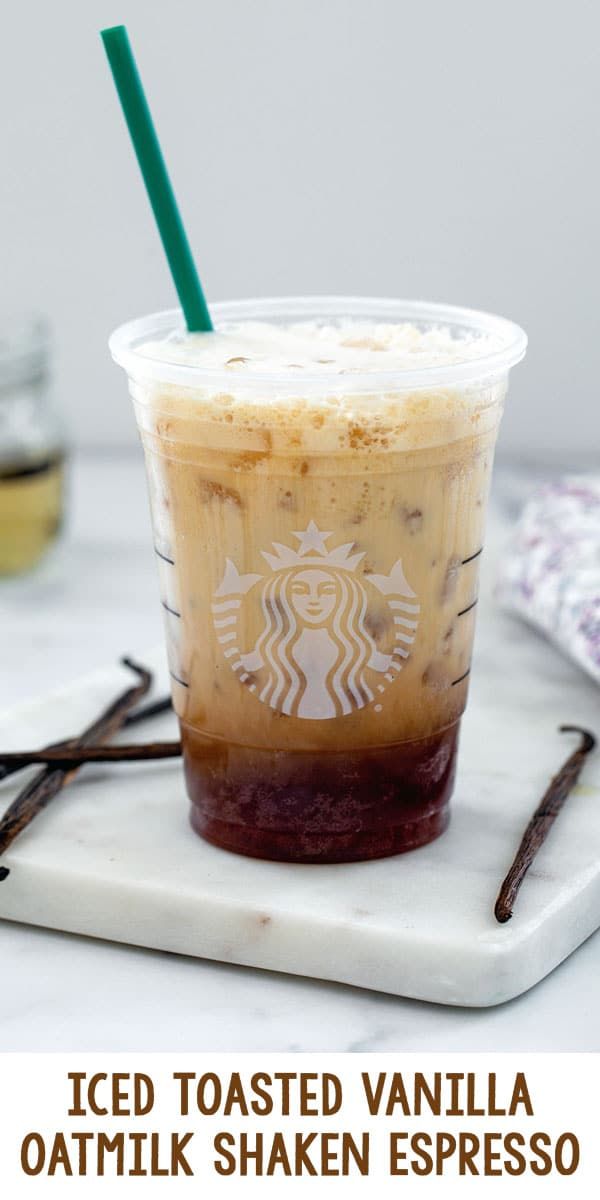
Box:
[123,696,172,727]
[0,657,153,876]
[0,742,181,769]
[494,725,596,923]
[0,694,172,785]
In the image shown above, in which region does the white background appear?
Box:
[2,0,599,459]
[0,1054,596,1196]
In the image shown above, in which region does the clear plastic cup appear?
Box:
[110,297,526,862]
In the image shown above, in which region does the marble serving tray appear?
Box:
[0,632,599,1008]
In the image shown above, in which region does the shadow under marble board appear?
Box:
[0,632,598,1008]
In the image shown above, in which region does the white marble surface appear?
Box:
[1,454,599,1048]
[1,649,599,1009]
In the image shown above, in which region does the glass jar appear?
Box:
[0,315,65,574]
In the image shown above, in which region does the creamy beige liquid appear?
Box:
[130,321,505,753]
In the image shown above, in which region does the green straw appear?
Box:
[100,24,213,332]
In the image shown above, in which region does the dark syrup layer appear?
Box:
[182,721,459,863]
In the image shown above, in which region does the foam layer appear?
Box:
[131,319,508,454]
[139,319,504,378]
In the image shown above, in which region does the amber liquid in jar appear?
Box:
[0,453,64,574]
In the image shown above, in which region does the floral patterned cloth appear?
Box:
[496,477,600,685]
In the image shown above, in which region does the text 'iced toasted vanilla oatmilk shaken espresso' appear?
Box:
[110,297,526,862]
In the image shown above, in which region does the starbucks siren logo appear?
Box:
[211,521,419,720]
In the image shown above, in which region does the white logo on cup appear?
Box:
[212,521,419,720]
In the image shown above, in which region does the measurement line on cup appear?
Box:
[161,600,181,618]
[461,547,483,566]
[155,546,175,565]
[457,598,478,618]
[451,668,471,687]
[449,552,481,686]
[169,670,189,689]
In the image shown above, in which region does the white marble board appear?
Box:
[0,630,598,1009]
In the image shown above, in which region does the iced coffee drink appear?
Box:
[110,298,526,862]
